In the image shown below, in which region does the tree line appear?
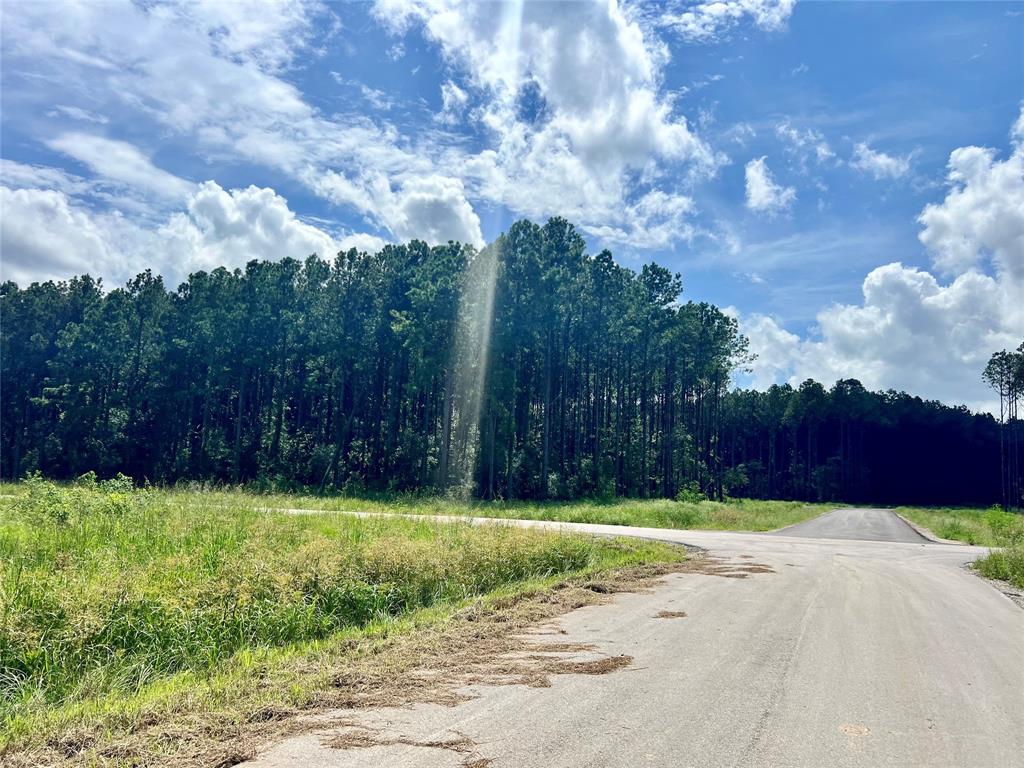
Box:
[0,217,1014,506]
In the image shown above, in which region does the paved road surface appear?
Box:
[771,507,928,543]
[245,509,1024,768]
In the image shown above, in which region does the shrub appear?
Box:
[17,471,138,526]
[675,481,707,504]
[984,506,1024,546]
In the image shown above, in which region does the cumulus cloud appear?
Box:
[373,0,720,249]
[158,182,341,275]
[1,0,481,250]
[2,0,734,258]
[850,142,911,180]
[745,156,796,213]
[740,263,1020,411]
[0,186,126,285]
[917,130,1024,278]
[0,177,387,288]
[385,175,484,246]
[3,0,776,261]
[740,109,1024,412]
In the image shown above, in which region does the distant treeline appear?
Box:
[0,218,1011,505]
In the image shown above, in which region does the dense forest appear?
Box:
[2,218,1019,506]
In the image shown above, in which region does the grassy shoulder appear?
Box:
[236,492,835,533]
[896,505,1024,588]
[0,479,684,763]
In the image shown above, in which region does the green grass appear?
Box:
[897,505,1024,588]
[241,492,834,533]
[973,545,1024,588]
[0,478,682,755]
[895,505,1024,547]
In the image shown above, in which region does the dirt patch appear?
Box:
[655,610,688,619]
[327,728,474,752]
[15,554,770,768]
[326,727,486,767]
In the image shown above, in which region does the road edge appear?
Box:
[893,512,960,545]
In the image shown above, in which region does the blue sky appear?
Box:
[1,0,1022,410]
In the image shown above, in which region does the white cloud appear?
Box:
[745,156,796,213]
[726,122,757,146]
[740,109,1024,412]
[45,133,194,201]
[658,0,797,42]
[158,181,341,276]
[437,79,469,125]
[0,186,125,284]
[48,105,109,124]
[1,0,501,253]
[373,0,720,249]
[338,232,389,253]
[0,178,387,288]
[775,121,833,168]
[917,129,1024,278]
[2,0,785,275]
[740,263,1020,411]
[0,159,92,195]
[384,175,484,246]
[331,72,395,110]
[1012,106,1024,141]
[582,190,695,251]
[166,0,326,73]
[850,142,911,180]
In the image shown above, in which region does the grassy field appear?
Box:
[0,477,684,762]
[897,505,1024,587]
[243,492,835,532]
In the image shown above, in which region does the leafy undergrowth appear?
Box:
[897,505,1024,588]
[244,492,834,532]
[973,545,1024,588]
[0,478,683,760]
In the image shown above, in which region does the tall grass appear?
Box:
[895,505,1024,548]
[0,477,677,742]
[246,492,833,532]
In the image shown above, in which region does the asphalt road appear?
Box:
[245,509,1024,768]
[771,507,929,543]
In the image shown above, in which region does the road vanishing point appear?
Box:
[246,508,1024,768]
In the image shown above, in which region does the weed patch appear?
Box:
[0,481,684,761]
